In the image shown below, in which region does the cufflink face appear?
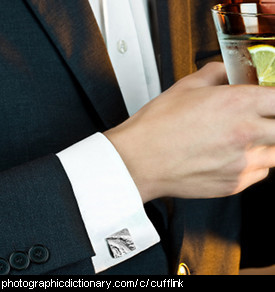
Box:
[106,228,136,258]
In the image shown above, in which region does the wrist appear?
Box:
[104,125,160,203]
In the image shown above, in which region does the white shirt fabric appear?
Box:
[57,0,161,273]
[91,0,161,116]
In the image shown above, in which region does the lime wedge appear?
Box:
[250,37,275,41]
[248,44,275,86]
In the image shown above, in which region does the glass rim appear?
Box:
[212,3,275,17]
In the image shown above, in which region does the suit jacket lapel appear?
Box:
[25,0,129,129]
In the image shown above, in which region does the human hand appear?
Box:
[105,62,275,203]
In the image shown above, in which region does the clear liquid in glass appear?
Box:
[218,33,275,85]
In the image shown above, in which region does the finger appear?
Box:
[256,86,275,117]
[262,146,275,168]
[182,62,229,89]
[233,168,269,195]
[256,119,275,146]
[246,145,275,169]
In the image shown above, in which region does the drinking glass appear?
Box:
[212,2,275,85]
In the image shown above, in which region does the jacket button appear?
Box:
[28,245,49,264]
[9,251,30,270]
[0,258,10,275]
[177,263,191,275]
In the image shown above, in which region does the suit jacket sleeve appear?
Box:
[0,154,95,275]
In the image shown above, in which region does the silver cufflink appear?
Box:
[106,228,136,258]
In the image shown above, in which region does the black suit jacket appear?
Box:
[0,0,273,275]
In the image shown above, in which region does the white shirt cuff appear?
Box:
[56,132,160,273]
